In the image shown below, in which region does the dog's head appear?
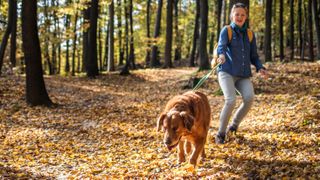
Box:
[157,110,195,151]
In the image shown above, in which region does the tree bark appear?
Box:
[279,0,284,61]
[308,0,314,61]
[117,0,124,66]
[72,12,78,76]
[0,0,14,74]
[189,0,200,67]
[150,0,163,67]
[289,0,294,61]
[298,0,302,57]
[145,0,151,66]
[108,0,115,72]
[10,0,17,67]
[164,0,173,68]
[198,0,209,70]
[22,0,52,106]
[173,0,181,62]
[264,0,272,62]
[86,0,99,77]
[313,0,320,59]
[128,0,135,69]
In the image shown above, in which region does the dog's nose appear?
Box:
[164,139,171,145]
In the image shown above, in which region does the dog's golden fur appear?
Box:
[157,91,211,166]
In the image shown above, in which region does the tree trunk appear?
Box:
[189,0,200,67]
[117,0,124,66]
[82,4,90,73]
[150,0,163,67]
[98,23,103,71]
[198,0,209,70]
[145,0,151,66]
[22,0,52,106]
[298,0,302,58]
[120,0,130,75]
[86,0,99,77]
[128,0,135,69]
[10,0,17,67]
[308,0,314,61]
[216,0,223,42]
[313,0,320,59]
[289,0,294,61]
[164,0,173,68]
[72,12,78,76]
[279,0,284,61]
[264,0,272,62]
[108,0,115,72]
[173,0,181,62]
[103,22,109,67]
[65,15,71,73]
[0,0,13,74]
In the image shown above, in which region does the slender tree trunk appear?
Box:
[279,0,284,61]
[164,0,173,68]
[145,0,151,66]
[301,4,307,61]
[65,15,71,73]
[150,0,163,67]
[173,0,181,62]
[120,0,130,75]
[10,0,17,67]
[189,0,200,67]
[86,0,99,77]
[103,22,109,67]
[51,0,58,74]
[128,0,135,69]
[216,0,223,42]
[313,0,320,59]
[108,0,115,72]
[72,12,78,76]
[22,0,52,106]
[198,0,209,70]
[264,0,272,62]
[289,0,294,61]
[98,23,103,71]
[298,0,302,58]
[82,5,90,73]
[308,0,314,61]
[117,0,124,66]
[0,0,13,74]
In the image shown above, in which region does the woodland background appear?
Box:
[0,0,319,178]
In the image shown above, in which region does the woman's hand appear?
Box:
[211,54,225,68]
[217,54,226,64]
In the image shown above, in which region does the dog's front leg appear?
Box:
[189,139,205,166]
[178,140,186,163]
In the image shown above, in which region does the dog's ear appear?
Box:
[180,111,194,132]
[157,113,166,132]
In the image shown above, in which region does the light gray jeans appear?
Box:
[217,71,255,135]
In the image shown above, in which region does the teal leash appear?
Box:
[192,63,220,91]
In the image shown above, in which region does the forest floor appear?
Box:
[0,62,319,179]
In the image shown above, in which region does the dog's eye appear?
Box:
[172,127,178,132]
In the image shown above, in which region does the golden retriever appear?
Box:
[157,91,211,166]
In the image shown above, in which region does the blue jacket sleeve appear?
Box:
[250,33,265,72]
[217,27,229,57]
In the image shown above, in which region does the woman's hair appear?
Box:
[230,3,248,21]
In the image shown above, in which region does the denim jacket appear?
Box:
[217,23,265,77]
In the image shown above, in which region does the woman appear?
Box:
[212,3,268,144]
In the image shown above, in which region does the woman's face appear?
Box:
[231,7,247,27]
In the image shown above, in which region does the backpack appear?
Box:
[212,25,253,67]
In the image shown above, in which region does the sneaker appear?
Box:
[227,125,237,135]
[215,133,225,144]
